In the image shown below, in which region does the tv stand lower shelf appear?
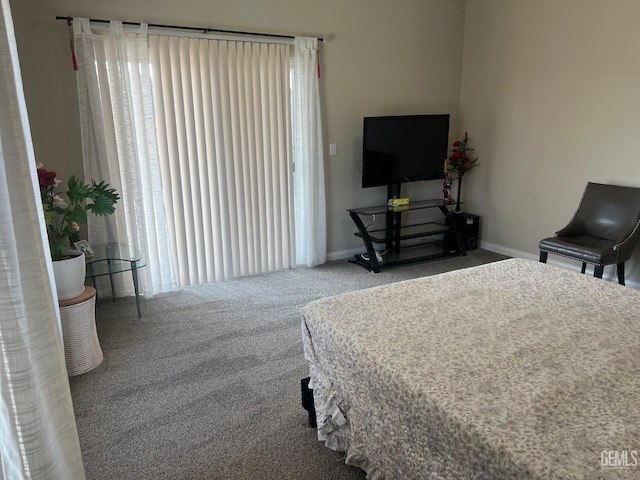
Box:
[347,199,466,273]
[350,241,458,270]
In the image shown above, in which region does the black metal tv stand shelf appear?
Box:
[347,198,466,273]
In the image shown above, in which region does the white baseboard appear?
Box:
[326,247,363,262]
[328,241,639,289]
[479,241,539,262]
[480,240,640,290]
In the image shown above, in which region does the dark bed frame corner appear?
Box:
[300,377,317,428]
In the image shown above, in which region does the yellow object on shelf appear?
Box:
[390,197,409,206]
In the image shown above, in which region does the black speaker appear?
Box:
[445,213,479,252]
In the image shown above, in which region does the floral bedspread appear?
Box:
[301,258,640,480]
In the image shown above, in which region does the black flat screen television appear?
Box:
[362,114,450,188]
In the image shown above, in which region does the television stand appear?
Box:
[347,198,466,273]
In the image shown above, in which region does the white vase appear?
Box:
[52,251,86,301]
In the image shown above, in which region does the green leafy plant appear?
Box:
[38,165,119,261]
[447,132,479,178]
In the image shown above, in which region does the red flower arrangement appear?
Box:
[38,168,58,188]
[447,132,479,178]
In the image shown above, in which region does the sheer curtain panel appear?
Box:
[0,1,85,478]
[293,37,326,267]
[74,19,176,296]
[149,35,295,286]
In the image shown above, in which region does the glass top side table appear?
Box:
[85,243,146,318]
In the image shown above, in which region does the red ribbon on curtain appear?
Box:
[67,18,78,71]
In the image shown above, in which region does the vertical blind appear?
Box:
[149,35,295,286]
[74,19,325,292]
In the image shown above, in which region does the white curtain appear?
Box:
[0,1,85,478]
[293,37,326,267]
[74,19,176,296]
[149,35,295,286]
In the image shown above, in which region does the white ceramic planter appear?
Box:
[52,251,86,301]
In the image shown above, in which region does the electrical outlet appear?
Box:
[329,143,336,156]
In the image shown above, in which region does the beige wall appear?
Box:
[10,0,466,259]
[460,0,640,282]
[16,0,639,281]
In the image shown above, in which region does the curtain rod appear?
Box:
[55,16,324,42]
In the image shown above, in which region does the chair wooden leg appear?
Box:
[539,251,548,263]
[617,262,625,286]
[594,265,604,278]
[581,262,587,274]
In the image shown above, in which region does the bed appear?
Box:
[301,258,640,479]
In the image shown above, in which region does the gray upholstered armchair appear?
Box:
[539,182,640,285]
